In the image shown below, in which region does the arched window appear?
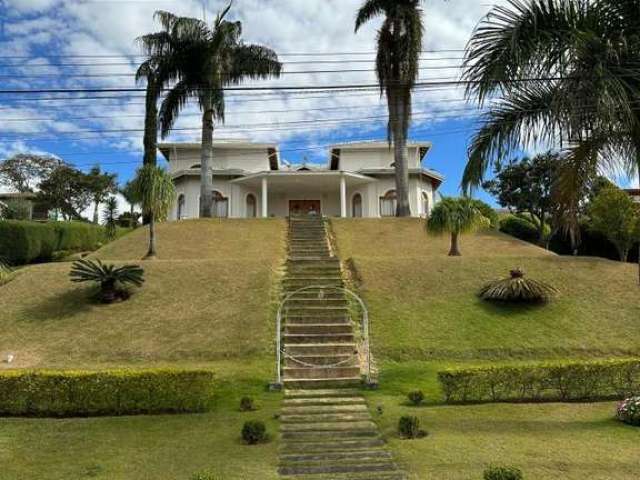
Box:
[212,190,228,218]
[379,190,397,217]
[352,193,363,218]
[177,194,186,220]
[422,191,430,218]
[246,193,257,218]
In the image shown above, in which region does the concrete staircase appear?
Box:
[278,216,406,479]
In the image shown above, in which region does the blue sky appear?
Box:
[0,0,636,210]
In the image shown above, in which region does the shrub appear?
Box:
[478,268,558,303]
[239,396,255,412]
[242,420,267,445]
[69,259,144,303]
[438,359,640,404]
[617,396,640,427]
[190,472,222,480]
[407,390,425,406]
[0,369,215,417]
[499,216,548,244]
[470,199,499,229]
[398,415,426,439]
[0,199,32,220]
[483,465,523,480]
[0,259,14,286]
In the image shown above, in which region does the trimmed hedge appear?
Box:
[438,359,640,404]
[0,221,106,264]
[0,369,215,417]
[499,215,549,243]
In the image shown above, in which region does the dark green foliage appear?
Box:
[0,259,14,286]
[70,259,144,303]
[0,369,215,417]
[407,390,425,406]
[438,359,640,404]
[398,415,425,439]
[190,473,222,480]
[241,420,266,445]
[499,216,549,244]
[239,396,255,412]
[0,199,32,220]
[483,465,523,480]
[470,199,499,228]
[0,221,107,265]
[616,396,640,427]
[478,268,558,303]
[103,196,119,241]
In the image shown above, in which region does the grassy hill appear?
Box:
[0,219,286,369]
[330,219,640,362]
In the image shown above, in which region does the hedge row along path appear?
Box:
[277,216,407,479]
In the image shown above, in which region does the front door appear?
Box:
[289,200,321,216]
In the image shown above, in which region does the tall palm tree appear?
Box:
[141,4,281,218]
[355,0,424,217]
[427,197,487,256]
[460,0,640,283]
[133,164,175,259]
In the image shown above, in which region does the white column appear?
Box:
[261,176,268,218]
[340,175,347,218]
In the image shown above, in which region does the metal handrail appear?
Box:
[274,284,371,387]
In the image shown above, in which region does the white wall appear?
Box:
[339,147,421,171]
[167,147,272,173]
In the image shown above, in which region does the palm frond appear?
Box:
[227,44,282,85]
[158,79,192,138]
[133,164,176,221]
[479,268,558,303]
[354,0,389,33]
[427,197,488,236]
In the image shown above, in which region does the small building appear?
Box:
[625,188,640,203]
[0,192,49,220]
[160,139,444,219]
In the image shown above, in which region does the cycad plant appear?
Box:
[133,164,176,259]
[140,4,282,217]
[355,0,424,217]
[70,259,144,303]
[102,196,118,241]
[479,268,558,304]
[427,197,488,256]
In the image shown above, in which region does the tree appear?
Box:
[0,153,59,192]
[133,164,175,259]
[37,164,93,220]
[588,187,640,263]
[355,0,424,217]
[120,180,141,228]
[85,166,117,224]
[427,197,488,256]
[140,5,282,218]
[0,199,32,220]
[483,152,559,245]
[102,196,119,241]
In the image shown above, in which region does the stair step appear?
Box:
[283,366,361,379]
[282,398,366,409]
[280,449,392,463]
[280,437,384,453]
[285,343,358,356]
[284,316,350,325]
[285,324,353,334]
[281,412,371,423]
[279,461,398,476]
[284,333,355,344]
[284,354,356,367]
[283,377,362,389]
[281,403,368,415]
[281,472,407,480]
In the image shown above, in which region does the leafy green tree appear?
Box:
[37,164,93,220]
[460,0,640,282]
[483,152,560,245]
[588,187,640,263]
[102,196,119,241]
[119,180,141,228]
[0,153,59,192]
[140,5,281,217]
[0,199,32,220]
[427,197,488,256]
[355,0,424,217]
[85,166,117,224]
[133,165,175,259]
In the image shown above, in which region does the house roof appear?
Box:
[358,168,444,188]
[625,188,640,196]
[0,192,36,200]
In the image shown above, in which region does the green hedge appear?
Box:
[499,215,549,243]
[0,369,215,417]
[0,221,106,265]
[438,359,640,404]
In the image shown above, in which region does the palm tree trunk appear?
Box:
[393,90,411,217]
[142,73,158,226]
[130,204,135,229]
[146,214,156,258]
[449,232,461,256]
[200,104,215,218]
[93,202,99,224]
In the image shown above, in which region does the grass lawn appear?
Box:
[331,219,640,361]
[0,219,286,369]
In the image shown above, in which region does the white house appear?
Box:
[159,139,444,219]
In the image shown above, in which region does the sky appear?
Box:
[0,0,637,213]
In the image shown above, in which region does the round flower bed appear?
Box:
[616,396,640,426]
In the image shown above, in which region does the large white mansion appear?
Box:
[159,140,444,219]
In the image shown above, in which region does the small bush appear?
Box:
[483,465,523,480]
[239,396,255,412]
[69,259,144,303]
[478,268,558,304]
[242,420,267,445]
[190,472,222,480]
[407,390,425,406]
[0,369,215,417]
[438,359,640,404]
[617,396,640,426]
[398,415,426,439]
[499,215,548,243]
[470,199,499,229]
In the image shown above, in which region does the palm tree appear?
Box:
[102,196,118,241]
[460,0,640,283]
[141,4,282,218]
[355,0,424,217]
[133,164,175,259]
[135,61,161,168]
[427,197,487,256]
[119,180,140,228]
